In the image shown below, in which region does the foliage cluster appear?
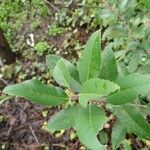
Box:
[95,0,150,74]
[3,30,150,150]
[0,0,49,36]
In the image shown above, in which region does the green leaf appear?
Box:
[123,105,150,140]
[46,54,78,79]
[98,8,115,19]
[112,104,150,149]
[53,59,71,88]
[113,105,150,142]
[144,0,150,10]
[112,114,127,150]
[95,8,117,26]
[3,79,68,106]
[48,105,107,150]
[46,54,61,72]
[143,39,150,51]
[48,106,80,131]
[138,63,150,74]
[98,131,109,145]
[103,25,128,40]
[122,140,132,150]
[107,74,150,105]
[46,55,81,92]
[77,30,101,83]
[99,48,118,81]
[70,78,81,93]
[79,78,120,107]
[75,105,107,150]
[140,105,150,116]
[128,53,139,73]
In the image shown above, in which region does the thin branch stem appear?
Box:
[0,78,9,85]
[43,0,60,13]
[29,125,39,144]
[0,96,14,105]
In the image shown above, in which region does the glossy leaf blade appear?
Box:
[53,59,71,88]
[79,78,120,107]
[99,48,118,81]
[77,30,101,83]
[3,79,68,106]
[107,74,150,105]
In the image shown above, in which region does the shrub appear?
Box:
[3,30,150,150]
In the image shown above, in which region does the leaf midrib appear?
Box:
[5,89,68,101]
[86,37,99,81]
[59,66,70,88]
[88,105,97,135]
[86,48,93,81]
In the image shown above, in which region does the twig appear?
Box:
[76,3,100,8]
[0,96,14,105]
[0,120,43,133]
[52,143,66,148]
[71,141,79,150]
[29,125,39,144]
[0,78,9,85]
[9,143,47,148]
[43,0,60,13]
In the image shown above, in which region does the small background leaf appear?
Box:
[123,140,132,150]
[46,54,61,72]
[128,53,139,73]
[144,0,150,10]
